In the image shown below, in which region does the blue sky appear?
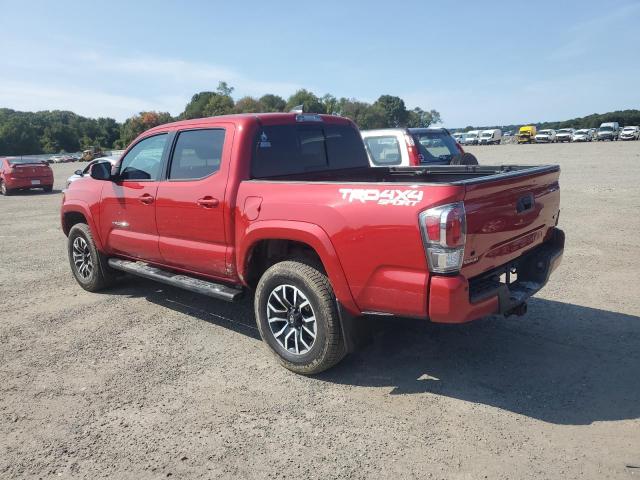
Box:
[1,0,639,127]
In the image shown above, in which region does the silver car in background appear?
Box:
[619,126,640,140]
[64,156,118,189]
[572,129,593,142]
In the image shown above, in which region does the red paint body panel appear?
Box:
[61,113,563,323]
[428,275,499,323]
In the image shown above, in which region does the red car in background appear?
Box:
[0,157,54,195]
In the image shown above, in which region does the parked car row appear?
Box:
[455,129,503,146]
[48,154,81,163]
[454,122,640,145]
[46,148,125,164]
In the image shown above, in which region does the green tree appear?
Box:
[321,94,339,115]
[407,107,442,128]
[259,94,286,112]
[119,111,173,146]
[0,116,41,155]
[41,123,79,153]
[336,98,387,129]
[374,95,409,127]
[181,92,217,119]
[216,81,234,97]
[286,89,326,113]
[203,94,235,117]
[234,96,263,113]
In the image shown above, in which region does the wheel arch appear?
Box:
[238,221,359,315]
[61,202,105,251]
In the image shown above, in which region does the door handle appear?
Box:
[138,194,154,205]
[197,197,219,208]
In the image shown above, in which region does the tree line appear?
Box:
[459,109,640,133]
[0,82,441,155]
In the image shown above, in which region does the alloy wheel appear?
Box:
[266,284,317,355]
[72,236,93,280]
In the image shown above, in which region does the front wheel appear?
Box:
[255,260,346,374]
[67,223,117,292]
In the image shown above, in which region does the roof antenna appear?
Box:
[290,104,304,114]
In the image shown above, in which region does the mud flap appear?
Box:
[336,302,371,353]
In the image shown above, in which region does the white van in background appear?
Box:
[478,129,502,145]
[462,130,482,145]
[596,122,619,141]
[452,132,467,144]
[535,129,557,143]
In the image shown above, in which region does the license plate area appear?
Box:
[31,180,41,185]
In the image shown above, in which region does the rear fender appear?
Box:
[237,220,359,315]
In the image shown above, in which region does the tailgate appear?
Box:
[461,166,560,278]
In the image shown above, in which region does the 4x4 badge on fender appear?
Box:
[339,188,423,206]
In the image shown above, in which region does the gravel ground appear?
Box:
[1,141,639,479]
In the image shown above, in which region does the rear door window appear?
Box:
[363,136,402,165]
[251,124,367,178]
[168,129,225,180]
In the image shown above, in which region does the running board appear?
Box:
[107,258,242,302]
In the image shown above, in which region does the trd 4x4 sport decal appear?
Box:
[339,188,423,206]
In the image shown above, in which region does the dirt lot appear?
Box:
[1,141,639,479]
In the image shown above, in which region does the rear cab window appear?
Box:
[409,130,460,164]
[363,136,402,166]
[251,122,367,178]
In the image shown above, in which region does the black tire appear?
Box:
[67,223,117,292]
[0,180,12,196]
[450,152,479,166]
[255,260,346,374]
[43,185,53,193]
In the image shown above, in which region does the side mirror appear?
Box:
[74,169,83,176]
[90,161,113,181]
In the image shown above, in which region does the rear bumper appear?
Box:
[5,176,53,189]
[428,228,564,323]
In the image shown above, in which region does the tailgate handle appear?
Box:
[516,194,534,213]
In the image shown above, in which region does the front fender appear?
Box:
[61,200,104,252]
[237,220,359,315]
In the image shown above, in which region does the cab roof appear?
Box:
[144,113,354,136]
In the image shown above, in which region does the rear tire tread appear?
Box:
[255,260,346,375]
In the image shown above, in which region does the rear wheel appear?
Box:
[43,185,53,193]
[450,152,479,166]
[255,260,345,374]
[0,180,11,196]
[68,223,117,292]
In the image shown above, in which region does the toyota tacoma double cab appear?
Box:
[61,113,564,374]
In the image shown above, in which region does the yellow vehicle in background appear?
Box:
[517,125,537,144]
[81,146,105,162]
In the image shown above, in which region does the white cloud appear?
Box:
[0,81,178,120]
[0,46,305,120]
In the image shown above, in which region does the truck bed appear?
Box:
[255,164,560,185]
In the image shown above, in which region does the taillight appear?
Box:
[404,133,422,166]
[419,202,466,274]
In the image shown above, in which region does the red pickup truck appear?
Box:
[61,113,564,374]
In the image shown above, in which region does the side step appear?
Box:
[107,258,243,302]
